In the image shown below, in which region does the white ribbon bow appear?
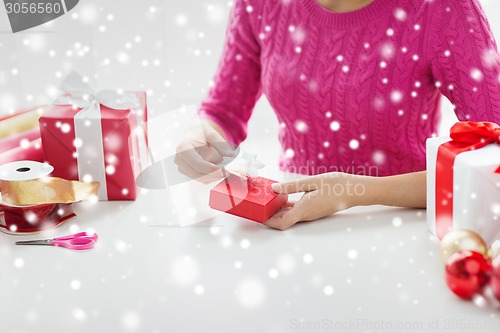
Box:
[228,151,265,178]
[55,71,139,111]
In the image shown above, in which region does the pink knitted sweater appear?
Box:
[199,0,500,176]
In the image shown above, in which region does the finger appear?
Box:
[264,207,302,231]
[271,206,294,219]
[178,166,225,184]
[205,131,236,157]
[177,165,201,180]
[177,158,225,183]
[271,177,319,194]
[178,145,218,174]
[195,145,224,164]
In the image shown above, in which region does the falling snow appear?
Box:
[390,90,403,103]
[73,308,87,322]
[70,280,81,290]
[372,150,386,165]
[330,121,340,131]
[285,148,295,158]
[268,268,279,279]
[240,238,251,249]
[482,48,500,67]
[394,8,407,21]
[14,258,24,268]
[303,253,314,264]
[171,256,199,286]
[381,42,395,59]
[323,285,334,296]
[392,217,403,227]
[194,284,205,295]
[122,311,141,331]
[347,249,358,260]
[295,120,308,133]
[470,68,484,81]
[236,278,266,308]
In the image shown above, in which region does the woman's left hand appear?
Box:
[265,172,363,230]
[265,170,427,230]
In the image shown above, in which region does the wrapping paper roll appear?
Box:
[0,128,41,154]
[0,106,45,139]
[0,107,33,122]
[0,139,44,165]
[0,161,100,206]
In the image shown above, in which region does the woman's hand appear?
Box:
[265,173,362,230]
[265,171,426,230]
[175,119,235,183]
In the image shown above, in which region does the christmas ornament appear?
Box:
[445,250,492,299]
[439,229,488,264]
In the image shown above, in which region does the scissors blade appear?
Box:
[15,239,52,246]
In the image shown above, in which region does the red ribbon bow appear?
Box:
[449,121,500,147]
[435,121,500,239]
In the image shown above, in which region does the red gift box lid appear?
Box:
[209,173,288,223]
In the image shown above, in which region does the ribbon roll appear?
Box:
[0,161,99,206]
[0,202,75,234]
[0,139,44,166]
[0,127,40,154]
[0,106,46,139]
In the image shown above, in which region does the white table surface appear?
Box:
[1,187,499,333]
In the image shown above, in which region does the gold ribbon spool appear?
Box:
[0,161,99,206]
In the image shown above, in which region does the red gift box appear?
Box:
[40,92,148,201]
[209,174,288,223]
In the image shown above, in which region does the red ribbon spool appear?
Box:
[0,202,75,234]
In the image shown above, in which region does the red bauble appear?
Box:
[491,255,500,302]
[445,250,492,299]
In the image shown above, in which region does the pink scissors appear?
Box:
[15,232,98,251]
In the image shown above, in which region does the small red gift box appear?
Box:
[40,92,148,201]
[209,174,288,223]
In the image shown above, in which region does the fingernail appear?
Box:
[271,183,281,192]
[225,150,236,157]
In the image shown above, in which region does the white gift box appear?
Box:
[426,136,500,245]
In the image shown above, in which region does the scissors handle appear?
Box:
[50,232,98,251]
[54,232,99,242]
[50,237,96,251]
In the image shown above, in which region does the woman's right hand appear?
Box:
[174,119,236,182]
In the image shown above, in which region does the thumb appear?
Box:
[271,177,319,194]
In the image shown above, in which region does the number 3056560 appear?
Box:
[5,2,62,14]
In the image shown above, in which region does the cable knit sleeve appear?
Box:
[198,0,262,146]
[428,0,500,124]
